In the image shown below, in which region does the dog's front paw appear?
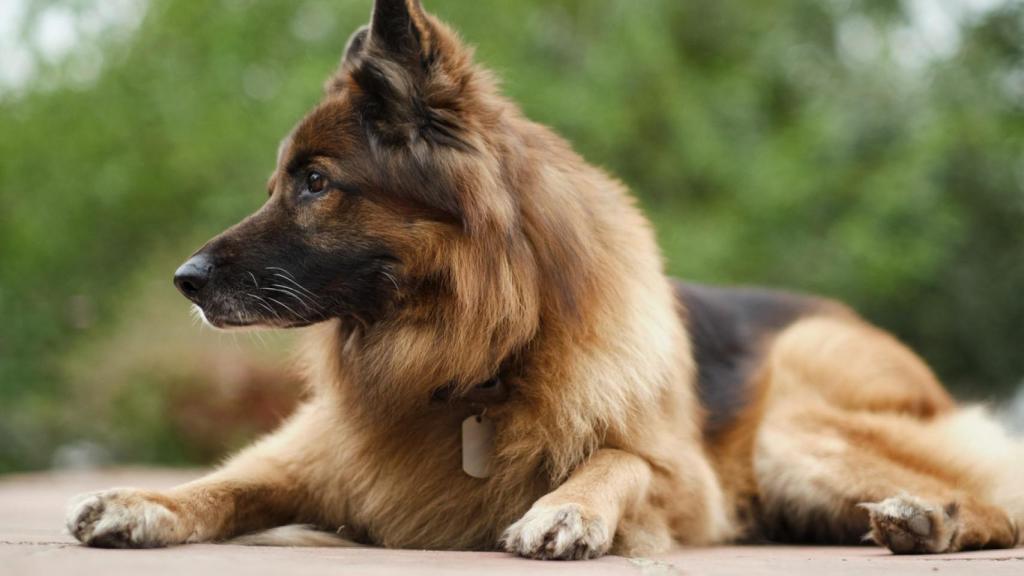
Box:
[66,489,191,548]
[502,503,612,560]
[860,494,958,554]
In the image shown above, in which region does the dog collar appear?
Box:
[430,376,509,406]
[431,376,510,479]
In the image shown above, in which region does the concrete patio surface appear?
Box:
[2,468,1021,575]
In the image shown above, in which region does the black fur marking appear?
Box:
[196,208,399,328]
[300,244,398,325]
[419,108,474,151]
[675,281,829,439]
[371,0,424,58]
[351,60,405,137]
[351,57,473,153]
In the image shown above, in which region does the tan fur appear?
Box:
[749,318,1021,551]
[67,0,1021,558]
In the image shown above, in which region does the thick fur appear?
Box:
[67,0,1022,558]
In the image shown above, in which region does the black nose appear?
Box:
[173,253,214,301]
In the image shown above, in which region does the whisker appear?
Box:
[250,299,278,317]
[266,266,297,280]
[246,293,283,324]
[267,284,321,311]
[190,305,209,329]
[269,272,320,302]
[266,266,318,295]
[265,295,309,323]
[248,328,269,349]
[381,270,400,293]
[264,287,315,312]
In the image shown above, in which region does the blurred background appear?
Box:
[1,0,1022,473]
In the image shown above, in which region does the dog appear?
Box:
[66,0,1023,559]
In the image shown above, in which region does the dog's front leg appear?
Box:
[65,470,298,548]
[66,404,327,548]
[502,448,650,560]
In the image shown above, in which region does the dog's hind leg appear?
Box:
[752,318,1021,553]
[756,404,1020,553]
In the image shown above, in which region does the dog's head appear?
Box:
[175,0,520,331]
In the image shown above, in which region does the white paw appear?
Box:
[860,494,957,554]
[66,489,189,548]
[501,503,611,560]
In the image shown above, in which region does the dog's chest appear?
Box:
[336,410,546,550]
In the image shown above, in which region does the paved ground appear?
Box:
[2,468,1021,575]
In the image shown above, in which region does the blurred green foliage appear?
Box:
[0,0,1022,472]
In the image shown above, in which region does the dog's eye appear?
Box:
[305,171,326,195]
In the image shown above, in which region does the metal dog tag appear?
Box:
[462,414,496,479]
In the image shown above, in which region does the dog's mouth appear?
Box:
[177,261,330,331]
[191,303,257,331]
[175,254,394,332]
[191,294,318,331]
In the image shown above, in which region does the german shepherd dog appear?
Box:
[67,0,1023,559]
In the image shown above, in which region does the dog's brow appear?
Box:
[285,149,330,175]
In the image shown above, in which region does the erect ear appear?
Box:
[340,0,462,148]
[342,25,369,71]
[326,1,434,96]
[325,25,369,93]
[368,0,432,60]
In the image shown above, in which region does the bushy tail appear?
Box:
[228,525,362,547]
[934,406,1024,543]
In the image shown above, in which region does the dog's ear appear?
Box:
[369,0,431,60]
[328,0,480,228]
[326,25,370,92]
[328,0,433,95]
[342,25,370,71]
[331,0,476,152]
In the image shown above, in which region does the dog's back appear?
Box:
[674,281,845,438]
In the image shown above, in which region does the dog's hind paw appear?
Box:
[66,489,191,548]
[501,503,611,560]
[859,494,958,554]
